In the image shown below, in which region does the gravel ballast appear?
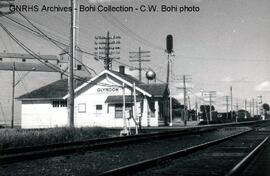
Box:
[0,127,249,176]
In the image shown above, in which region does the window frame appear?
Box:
[78,103,86,113]
[115,104,123,118]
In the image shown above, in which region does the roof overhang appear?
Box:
[17,98,65,101]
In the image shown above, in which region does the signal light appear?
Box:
[166,35,173,54]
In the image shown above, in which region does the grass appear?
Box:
[0,127,120,150]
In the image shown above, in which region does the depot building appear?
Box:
[17,66,170,128]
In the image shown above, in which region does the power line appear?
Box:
[15,12,96,76]
[2,15,100,75]
[2,12,157,75]
[0,22,135,89]
[88,0,164,51]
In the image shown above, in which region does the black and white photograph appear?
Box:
[0,0,270,175]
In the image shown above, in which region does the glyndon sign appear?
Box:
[97,87,120,93]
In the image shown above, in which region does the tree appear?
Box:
[172,97,182,109]
[262,103,270,111]
[262,103,270,119]
[200,105,215,113]
[199,105,215,121]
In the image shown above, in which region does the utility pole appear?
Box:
[129,47,150,81]
[244,99,247,119]
[209,94,212,122]
[256,101,258,116]
[250,100,252,117]
[195,97,198,121]
[121,83,129,136]
[230,86,233,120]
[11,62,15,128]
[174,75,192,125]
[252,98,255,117]
[68,0,76,128]
[206,91,216,122]
[236,101,239,122]
[183,75,187,125]
[226,96,229,119]
[257,96,263,117]
[1,0,15,128]
[188,96,191,111]
[94,31,120,70]
[133,82,138,135]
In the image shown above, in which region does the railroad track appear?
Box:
[0,125,218,165]
[99,124,270,176]
[0,120,267,167]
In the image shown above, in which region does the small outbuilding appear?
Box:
[17,66,170,128]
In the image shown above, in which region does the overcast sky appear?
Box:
[0,0,269,124]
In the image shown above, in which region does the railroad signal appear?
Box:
[166,34,173,54]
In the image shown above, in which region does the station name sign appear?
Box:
[97,87,120,93]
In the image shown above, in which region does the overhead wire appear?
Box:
[0,22,132,89]
[12,12,97,75]
[2,7,161,75]
[0,17,140,89]
[2,14,116,74]
[90,0,164,51]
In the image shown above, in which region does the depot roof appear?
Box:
[17,69,168,100]
[16,79,85,100]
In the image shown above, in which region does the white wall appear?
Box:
[74,76,157,127]
[21,74,161,128]
[21,100,68,129]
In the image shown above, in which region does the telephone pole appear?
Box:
[94,31,120,70]
[230,86,233,120]
[129,47,151,81]
[205,91,216,122]
[195,97,198,121]
[250,100,252,117]
[256,101,258,116]
[183,76,187,125]
[252,98,255,117]
[175,75,192,125]
[235,101,239,122]
[244,99,247,119]
[11,62,15,128]
[68,0,77,127]
[225,96,229,119]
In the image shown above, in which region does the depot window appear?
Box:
[52,100,67,107]
[115,104,122,118]
[96,105,102,110]
[115,104,132,118]
[78,103,86,113]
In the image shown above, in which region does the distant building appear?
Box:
[17,66,169,128]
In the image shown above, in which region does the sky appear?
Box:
[0,0,269,125]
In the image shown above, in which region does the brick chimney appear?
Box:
[119,65,125,74]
